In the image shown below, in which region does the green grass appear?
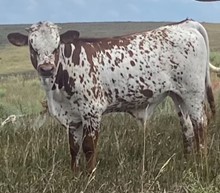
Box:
[0,45,33,75]
[204,23,220,52]
[210,52,220,67]
[0,76,44,119]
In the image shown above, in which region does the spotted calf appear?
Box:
[8,19,215,173]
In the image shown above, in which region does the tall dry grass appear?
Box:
[0,77,220,193]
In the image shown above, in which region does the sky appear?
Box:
[0,0,220,24]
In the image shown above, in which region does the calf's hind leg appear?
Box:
[172,94,208,154]
[184,100,208,154]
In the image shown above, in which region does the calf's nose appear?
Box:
[38,63,54,77]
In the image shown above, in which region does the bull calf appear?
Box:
[8,19,215,173]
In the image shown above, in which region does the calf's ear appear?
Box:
[7,33,28,46]
[60,30,80,44]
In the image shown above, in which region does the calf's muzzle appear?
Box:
[38,63,55,77]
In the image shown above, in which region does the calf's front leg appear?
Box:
[82,129,99,173]
[69,121,83,173]
[82,114,101,173]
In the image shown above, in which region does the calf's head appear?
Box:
[7,21,80,78]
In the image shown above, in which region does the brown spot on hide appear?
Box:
[129,74,134,79]
[130,60,135,66]
[128,50,133,57]
[72,43,81,65]
[91,86,101,99]
[54,64,74,96]
[106,52,112,59]
[92,74,97,84]
[139,77,145,83]
[79,75,84,83]
[64,44,72,58]
[140,89,153,98]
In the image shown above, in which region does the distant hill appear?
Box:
[0,22,168,46]
[1,21,220,51]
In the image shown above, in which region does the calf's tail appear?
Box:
[193,21,216,117]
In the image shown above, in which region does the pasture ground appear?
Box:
[0,21,220,193]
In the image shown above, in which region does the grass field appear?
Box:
[0,77,220,193]
[0,21,220,193]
